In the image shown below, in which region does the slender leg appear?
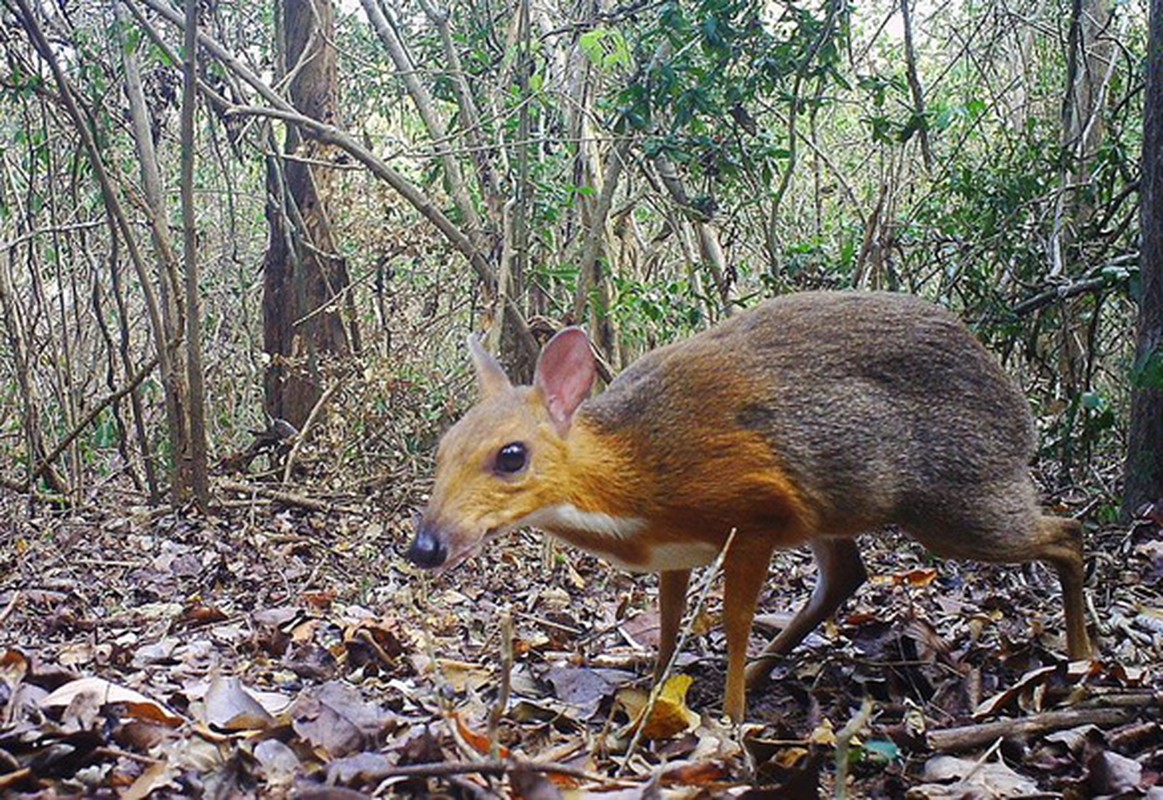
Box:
[655,569,692,680]
[1036,516,1093,659]
[722,542,775,722]
[744,538,867,689]
[907,484,1093,662]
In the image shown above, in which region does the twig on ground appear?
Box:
[928,706,1135,752]
[488,607,514,760]
[0,591,20,627]
[516,611,584,636]
[281,379,343,484]
[958,736,1005,785]
[448,774,503,800]
[368,757,626,785]
[618,528,738,777]
[833,697,874,800]
[217,478,362,514]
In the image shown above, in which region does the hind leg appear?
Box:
[907,485,1092,659]
[744,538,868,690]
[1035,515,1091,659]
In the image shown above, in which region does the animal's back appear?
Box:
[585,291,1036,535]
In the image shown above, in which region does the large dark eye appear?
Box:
[495,442,527,474]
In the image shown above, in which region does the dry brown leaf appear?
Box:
[453,710,510,758]
[438,658,494,692]
[893,568,939,587]
[0,648,29,691]
[173,602,229,630]
[303,590,337,611]
[775,746,812,769]
[973,665,1057,719]
[41,676,183,726]
[121,761,177,800]
[658,759,730,785]
[510,766,565,799]
[808,719,836,747]
[909,754,1040,799]
[291,681,397,758]
[204,675,276,732]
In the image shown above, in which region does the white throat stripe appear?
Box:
[523,504,645,539]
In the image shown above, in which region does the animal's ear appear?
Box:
[467,333,512,398]
[534,327,596,431]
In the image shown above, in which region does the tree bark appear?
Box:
[181,0,210,506]
[263,0,358,428]
[1123,0,1163,518]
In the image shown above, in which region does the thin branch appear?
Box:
[27,355,160,490]
[135,0,501,302]
[1011,254,1137,316]
[218,478,363,515]
[359,0,484,237]
[11,0,176,487]
[181,0,210,507]
[280,380,343,485]
[618,529,738,776]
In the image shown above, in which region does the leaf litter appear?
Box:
[1,482,1161,798]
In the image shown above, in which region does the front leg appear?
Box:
[655,569,692,680]
[722,542,775,722]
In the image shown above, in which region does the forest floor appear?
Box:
[1,473,1161,799]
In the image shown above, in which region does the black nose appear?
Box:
[406,529,447,568]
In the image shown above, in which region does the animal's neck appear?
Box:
[529,413,653,536]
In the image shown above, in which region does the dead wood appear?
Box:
[928,706,1137,752]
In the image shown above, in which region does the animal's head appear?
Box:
[405,328,596,570]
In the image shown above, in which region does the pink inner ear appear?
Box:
[534,328,595,428]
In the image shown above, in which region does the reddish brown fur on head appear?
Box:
[406,330,596,569]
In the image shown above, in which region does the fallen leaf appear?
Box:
[173,602,229,631]
[253,738,301,784]
[509,765,565,800]
[453,711,509,757]
[436,658,494,692]
[0,648,29,693]
[974,666,1057,719]
[809,718,836,746]
[1087,750,1144,795]
[41,676,183,726]
[292,681,397,758]
[204,675,275,731]
[616,674,699,741]
[326,751,394,786]
[894,568,939,587]
[122,761,177,800]
[910,754,1040,798]
[659,759,730,785]
[546,666,615,716]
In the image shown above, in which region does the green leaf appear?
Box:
[580,28,631,72]
[860,739,902,765]
[580,29,607,66]
[1081,391,1105,411]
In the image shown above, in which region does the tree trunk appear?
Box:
[263,0,358,428]
[1123,0,1163,518]
[117,1,193,502]
[181,0,210,507]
